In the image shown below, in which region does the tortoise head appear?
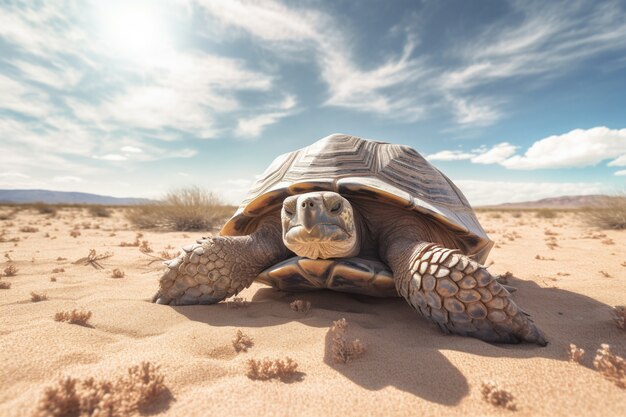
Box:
[281,191,360,259]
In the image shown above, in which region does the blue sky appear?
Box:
[0,0,625,205]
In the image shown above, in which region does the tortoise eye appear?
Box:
[283,199,296,216]
[330,202,342,213]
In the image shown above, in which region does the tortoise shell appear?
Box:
[221,134,493,263]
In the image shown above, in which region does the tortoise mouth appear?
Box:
[285,224,351,243]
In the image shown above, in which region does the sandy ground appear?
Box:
[0,207,624,417]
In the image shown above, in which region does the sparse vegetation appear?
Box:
[139,240,153,253]
[599,270,611,278]
[232,329,254,352]
[69,230,81,238]
[593,344,625,389]
[31,292,48,302]
[52,268,64,273]
[481,381,517,410]
[111,268,125,278]
[34,203,58,216]
[50,277,57,282]
[88,206,112,217]
[74,249,113,269]
[54,309,92,326]
[33,362,167,417]
[290,299,311,313]
[3,264,18,276]
[0,281,10,289]
[584,196,626,230]
[569,344,585,363]
[126,186,235,231]
[246,358,299,381]
[612,306,625,330]
[329,318,365,364]
[20,226,39,233]
[536,208,558,219]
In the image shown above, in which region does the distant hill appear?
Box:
[0,189,156,205]
[481,194,609,209]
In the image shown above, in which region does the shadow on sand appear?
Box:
[167,276,624,406]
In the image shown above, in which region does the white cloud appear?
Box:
[98,154,127,161]
[121,146,142,154]
[235,95,299,138]
[471,142,517,164]
[501,127,626,169]
[426,150,475,161]
[615,170,626,176]
[53,176,83,183]
[448,96,501,126]
[455,179,608,206]
[0,172,29,179]
[607,154,626,167]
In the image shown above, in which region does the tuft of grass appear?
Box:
[126,186,235,231]
[54,309,92,326]
[74,249,113,270]
[481,381,517,410]
[599,270,612,278]
[111,268,125,278]
[69,230,81,238]
[3,264,18,276]
[569,344,585,363]
[290,299,311,313]
[52,268,65,273]
[0,281,10,289]
[20,226,39,233]
[31,292,48,302]
[536,208,558,219]
[50,277,57,282]
[88,206,111,217]
[329,318,365,364]
[583,196,626,230]
[593,344,625,389]
[139,240,153,253]
[246,358,299,381]
[34,203,58,216]
[232,329,254,353]
[33,362,167,417]
[612,306,625,330]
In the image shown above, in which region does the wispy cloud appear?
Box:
[235,95,299,138]
[427,142,517,164]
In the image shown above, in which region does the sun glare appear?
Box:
[96,2,174,67]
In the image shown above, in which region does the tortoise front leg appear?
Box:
[384,239,547,345]
[153,216,290,306]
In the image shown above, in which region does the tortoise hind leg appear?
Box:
[386,241,547,345]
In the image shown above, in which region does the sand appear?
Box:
[0,207,624,417]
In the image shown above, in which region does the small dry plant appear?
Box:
[69,230,81,238]
[31,292,48,302]
[3,264,18,276]
[481,381,517,410]
[50,277,57,282]
[535,254,555,261]
[52,268,64,273]
[290,299,311,313]
[535,209,557,219]
[20,226,39,233]
[612,306,625,330]
[599,270,612,278]
[54,309,92,326]
[88,206,111,218]
[246,358,299,381]
[111,268,125,278]
[139,240,153,253]
[226,297,249,309]
[0,281,10,289]
[33,362,167,417]
[232,329,254,352]
[74,249,113,269]
[329,318,366,364]
[568,344,585,363]
[593,344,625,389]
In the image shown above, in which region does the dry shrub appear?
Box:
[330,318,365,364]
[226,297,248,309]
[0,281,10,289]
[31,292,48,302]
[50,277,57,282]
[70,230,81,238]
[126,186,235,231]
[481,381,517,410]
[111,268,125,278]
[20,226,39,233]
[290,299,311,313]
[34,203,58,216]
[52,268,65,273]
[569,344,585,363]
[54,310,92,326]
[232,329,254,352]
[584,196,626,230]
[246,358,298,381]
[88,206,111,218]
[612,306,625,330]
[535,254,555,261]
[593,344,625,389]
[74,249,113,270]
[33,362,167,417]
[57,257,67,261]
[536,209,558,219]
[3,264,18,276]
[139,240,153,253]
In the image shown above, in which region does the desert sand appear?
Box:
[0,207,624,417]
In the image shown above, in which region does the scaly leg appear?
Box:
[385,240,547,345]
[152,216,290,306]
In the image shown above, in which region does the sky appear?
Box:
[0,0,625,206]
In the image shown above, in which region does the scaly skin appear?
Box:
[383,238,547,345]
[152,215,290,305]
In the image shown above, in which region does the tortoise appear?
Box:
[153,134,546,345]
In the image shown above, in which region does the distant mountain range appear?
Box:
[481,194,610,209]
[0,189,156,205]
